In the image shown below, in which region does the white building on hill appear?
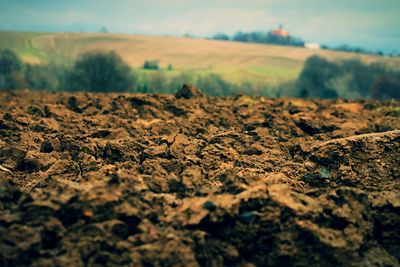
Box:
[305,42,321,50]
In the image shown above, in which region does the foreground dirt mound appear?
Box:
[0,90,399,266]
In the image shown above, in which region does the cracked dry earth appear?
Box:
[0,87,399,267]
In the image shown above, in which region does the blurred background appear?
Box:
[0,0,399,99]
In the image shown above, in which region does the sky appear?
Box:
[0,0,399,53]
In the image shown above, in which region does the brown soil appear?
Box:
[0,89,399,266]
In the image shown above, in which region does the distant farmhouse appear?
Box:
[270,25,320,50]
[270,25,289,37]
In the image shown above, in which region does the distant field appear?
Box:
[1,31,399,86]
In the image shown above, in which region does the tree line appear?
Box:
[0,49,399,99]
[210,31,304,47]
[209,31,392,57]
[294,55,400,99]
[0,49,254,96]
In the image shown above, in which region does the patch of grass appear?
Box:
[0,32,49,63]
[15,47,47,64]
[247,66,300,79]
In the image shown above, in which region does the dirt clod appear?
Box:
[175,84,204,99]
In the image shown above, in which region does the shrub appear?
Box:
[0,49,22,74]
[297,56,340,98]
[168,73,195,92]
[143,60,159,70]
[297,55,400,99]
[196,74,235,96]
[25,64,67,91]
[144,71,169,93]
[370,76,400,100]
[65,51,136,92]
[0,49,24,90]
[212,33,230,41]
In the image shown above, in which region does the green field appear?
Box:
[1,31,399,86]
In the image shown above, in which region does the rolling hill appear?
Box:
[1,31,399,86]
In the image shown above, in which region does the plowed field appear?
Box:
[0,87,399,266]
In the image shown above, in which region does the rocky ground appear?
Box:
[0,86,399,266]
